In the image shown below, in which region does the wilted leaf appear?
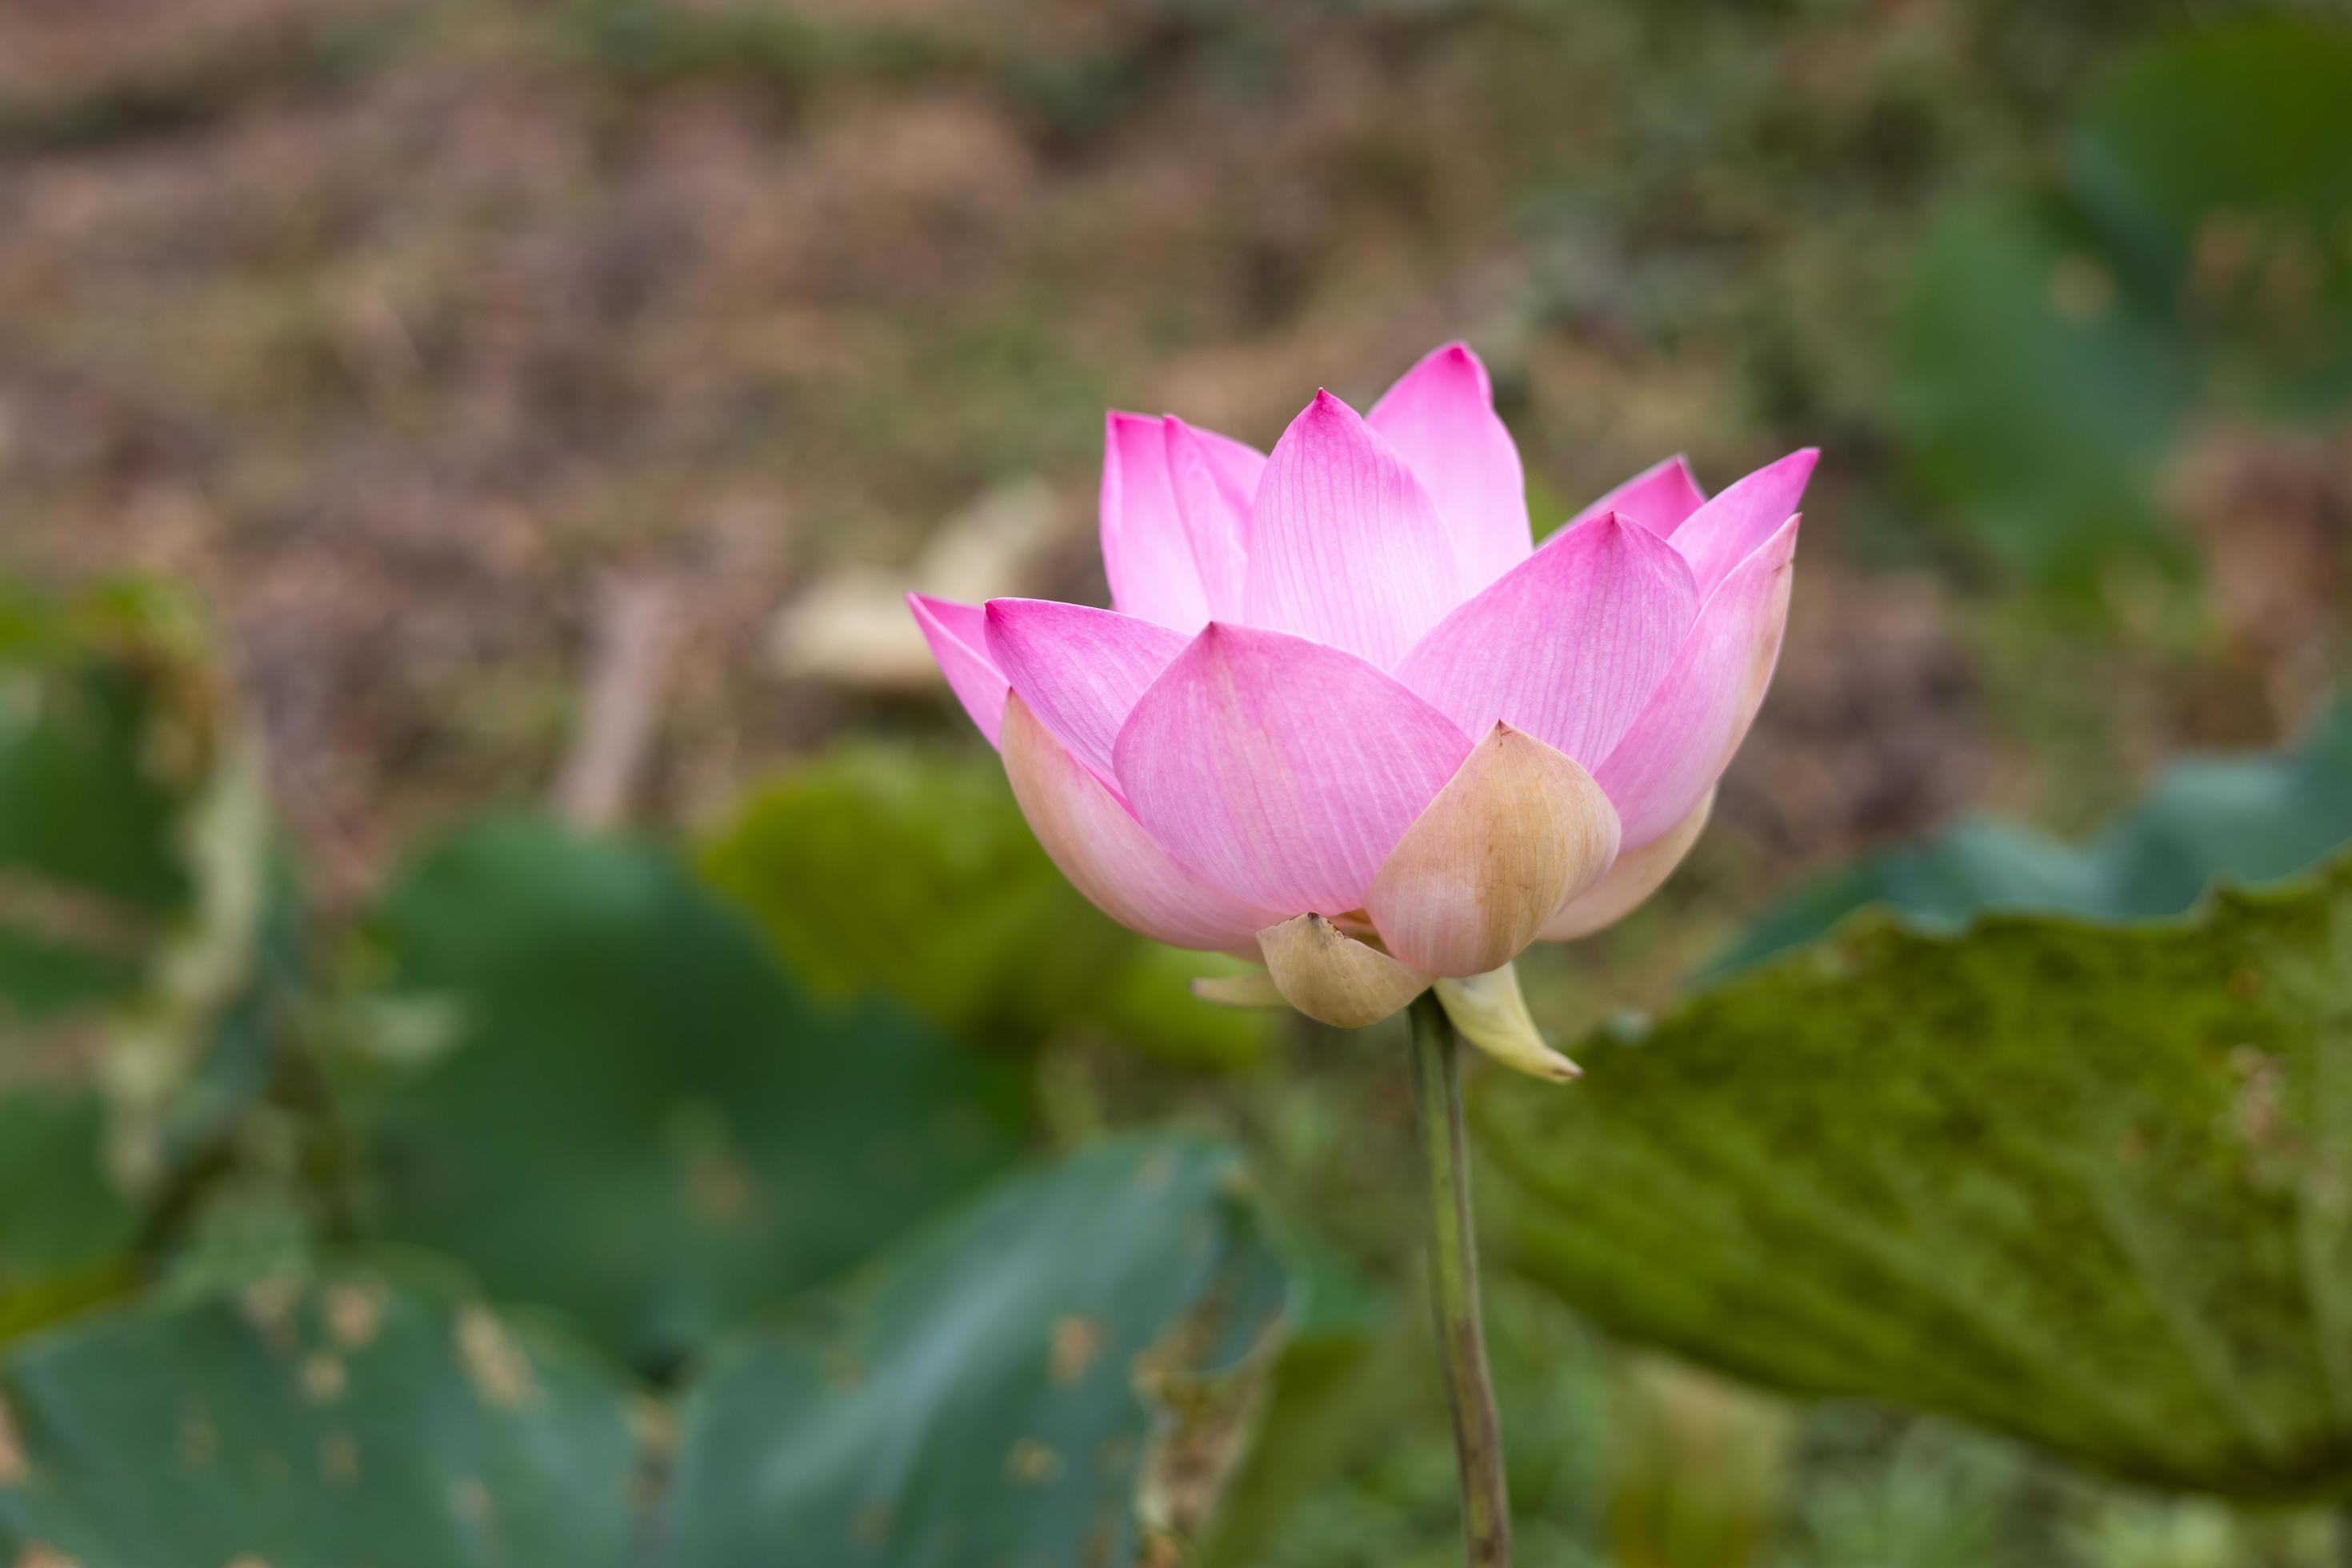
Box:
[357,814,1033,1369]
[0,1264,639,1566]
[1483,854,2352,1499]
[664,1132,1293,1566]
[701,744,1274,1066]
[1714,698,2352,974]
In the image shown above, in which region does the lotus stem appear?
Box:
[1409,988,1512,1566]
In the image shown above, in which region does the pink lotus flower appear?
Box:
[911,342,1810,1062]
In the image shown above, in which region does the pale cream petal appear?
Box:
[1432,963,1579,1083]
[1539,789,1714,942]
[1366,723,1622,978]
[1256,913,1432,1029]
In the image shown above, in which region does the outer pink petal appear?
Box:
[1002,695,1279,951]
[1113,623,1473,917]
[1164,416,1261,619]
[1242,391,1461,669]
[984,598,1189,782]
[1390,514,1699,770]
[1101,411,1213,632]
[908,594,1008,748]
[1666,448,1816,598]
[1564,454,1709,537]
[1597,515,1801,846]
[1368,342,1532,594]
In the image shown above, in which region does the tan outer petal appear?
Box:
[1002,694,1275,952]
[1539,789,1713,942]
[1432,964,1579,1082]
[1256,914,1431,1029]
[1365,723,1622,978]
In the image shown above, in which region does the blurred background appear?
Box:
[2,1,2352,1565]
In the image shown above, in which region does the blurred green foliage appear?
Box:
[0,1264,642,1566]
[1716,698,2352,975]
[0,585,294,1344]
[666,1133,1290,1566]
[0,1093,135,1343]
[355,814,1034,1370]
[1897,22,2352,585]
[702,746,1274,1069]
[0,585,209,1020]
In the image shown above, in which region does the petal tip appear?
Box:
[979,595,1035,631]
[1435,340,1492,390]
[1431,966,1582,1082]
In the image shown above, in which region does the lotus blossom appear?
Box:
[910,342,1810,1066]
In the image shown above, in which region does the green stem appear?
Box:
[1409,990,1512,1567]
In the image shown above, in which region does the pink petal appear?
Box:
[1597,515,1801,846]
[984,598,1189,782]
[1368,342,1532,593]
[907,594,1008,748]
[1002,695,1278,951]
[1163,416,1262,619]
[1564,454,1709,537]
[1391,513,1699,770]
[1242,390,1462,669]
[1666,448,1816,597]
[1100,411,1213,632]
[1113,623,1474,917]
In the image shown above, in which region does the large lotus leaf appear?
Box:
[1481,854,2352,1500]
[665,1131,1293,1566]
[357,814,1031,1369]
[1714,700,2352,975]
[0,1264,638,1566]
[700,745,1275,1067]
